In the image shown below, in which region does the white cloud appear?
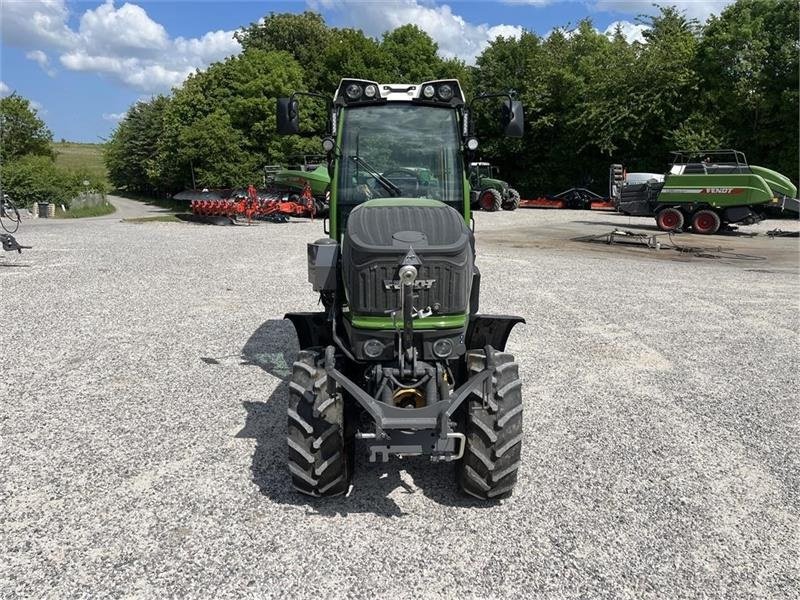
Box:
[0,81,10,96]
[320,0,523,63]
[30,100,47,114]
[25,49,56,76]
[0,0,77,49]
[591,0,734,23]
[603,20,648,43]
[77,1,169,57]
[102,112,127,121]
[1,0,241,93]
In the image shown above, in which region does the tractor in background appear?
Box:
[468,162,520,211]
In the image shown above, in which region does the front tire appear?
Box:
[503,189,520,211]
[287,349,351,497]
[458,347,523,500]
[478,189,502,212]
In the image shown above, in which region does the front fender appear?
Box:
[466,314,525,351]
[284,312,332,350]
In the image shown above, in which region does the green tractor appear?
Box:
[468,162,520,211]
[276,79,525,499]
[617,150,799,234]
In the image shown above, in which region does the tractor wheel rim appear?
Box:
[480,192,494,210]
[662,211,678,228]
[696,214,714,231]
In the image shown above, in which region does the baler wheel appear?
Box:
[478,189,502,212]
[656,207,684,232]
[287,349,351,497]
[691,210,721,234]
[457,346,523,500]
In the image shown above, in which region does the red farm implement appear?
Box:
[519,187,615,211]
[190,184,319,223]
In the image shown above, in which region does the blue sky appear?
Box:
[0,0,732,142]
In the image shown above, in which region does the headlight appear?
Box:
[422,84,435,99]
[466,137,479,151]
[437,84,454,100]
[363,339,384,358]
[432,339,453,358]
[364,84,378,98]
[346,83,363,99]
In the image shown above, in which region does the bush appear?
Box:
[0,155,107,208]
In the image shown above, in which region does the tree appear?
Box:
[380,25,441,82]
[153,49,314,190]
[105,96,169,193]
[235,12,331,88]
[0,93,53,162]
[320,28,387,91]
[698,0,799,178]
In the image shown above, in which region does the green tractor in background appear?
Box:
[469,162,520,211]
[276,79,525,499]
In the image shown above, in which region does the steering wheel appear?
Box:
[381,168,422,197]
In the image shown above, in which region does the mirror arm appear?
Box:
[468,91,514,114]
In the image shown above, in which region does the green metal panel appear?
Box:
[360,198,443,208]
[659,173,774,208]
[330,110,344,240]
[350,313,467,330]
[749,165,797,199]
[463,171,470,222]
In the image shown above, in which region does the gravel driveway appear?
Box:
[1,207,798,598]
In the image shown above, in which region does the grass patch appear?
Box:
[55,202,116,219]
[123,215,182,224]
[53,142,109,184]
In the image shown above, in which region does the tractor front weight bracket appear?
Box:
[322,344,493,462]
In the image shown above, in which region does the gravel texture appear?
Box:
[1,200,798,598]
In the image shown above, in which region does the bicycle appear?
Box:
[1,195,21,233]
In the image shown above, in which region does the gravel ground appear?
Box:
[1,203,798,598]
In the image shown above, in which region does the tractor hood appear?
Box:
[341,198,474,318]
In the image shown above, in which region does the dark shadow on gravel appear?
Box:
[236,319,497,516]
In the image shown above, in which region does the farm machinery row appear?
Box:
[189,183,322,222]
[180,157,332,222]
[509,150,798,234]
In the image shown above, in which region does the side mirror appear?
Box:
[276,97,299,135]
[501,100,524,138]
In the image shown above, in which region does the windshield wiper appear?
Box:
[349,155,401,197]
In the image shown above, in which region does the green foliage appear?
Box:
[381,25,441,81]
[0,94,53,162]
[697,0,799,179]
[104,1,799,196]
[1,154,107,207]
[55,200,116,219]
[105,96,168,193]
[235,12,330,88]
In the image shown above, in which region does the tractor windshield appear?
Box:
[338,104,463,206]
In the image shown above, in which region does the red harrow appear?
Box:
[190,184,318,223]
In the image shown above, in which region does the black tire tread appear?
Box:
[458,347,523,499]
[503,188,520,211]
[287,350,349,497]
[479,189,502,212]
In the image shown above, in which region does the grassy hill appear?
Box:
[53,142,109,184]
